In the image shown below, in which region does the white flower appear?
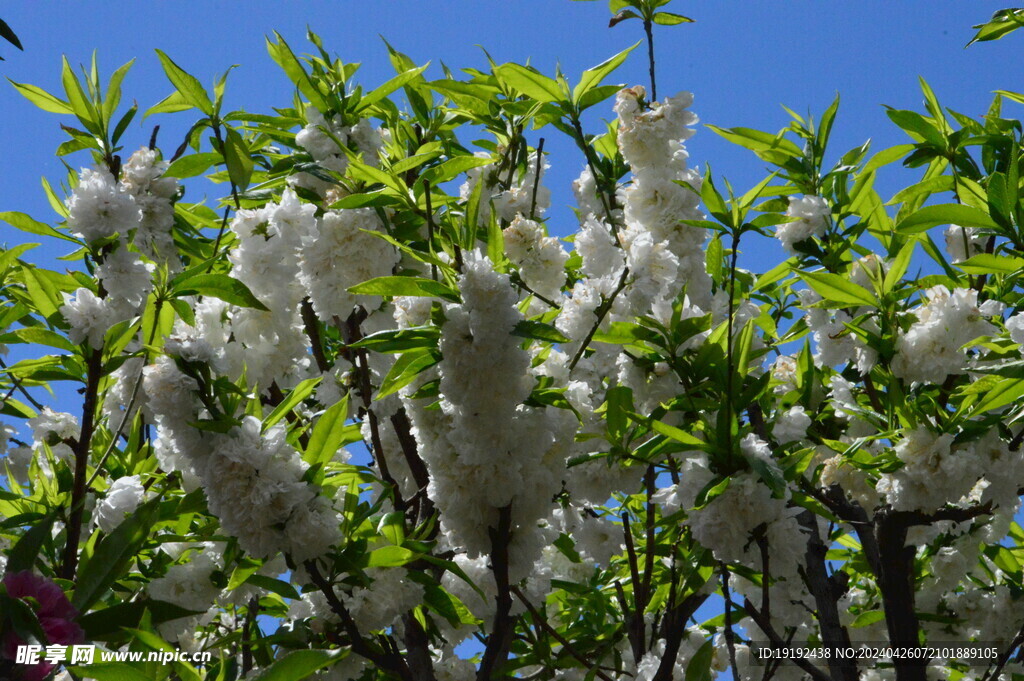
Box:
[149,551,221,612]
[502,215,568,299]
[96,246,155,313]
[66,167,141,243]
[28,408,80,444]
[299,208,400,321]
[892,286,995,384]
[60,287,120,348]
[94,475,145,532]
[774,406,812,443]
[944,224,985,264]
[777,195,830,253]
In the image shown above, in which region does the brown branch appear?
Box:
[301,297,330,373]
[743,598,832,681]
[305,560,413,681]
[478,504,515,681]
[60,346,104,580]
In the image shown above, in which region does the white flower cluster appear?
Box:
[615,86,711,318]
[93,475,144,533]
[943,224,986,264]
[142,357,340,561]
[502,215,568,300]
[878,426,1024,514]
[60,149,177,348]
[892,286,996,384]
[459,150,552,226]
[404,253,575,577]
[66,167,140,244]
[292,106,382,196]
[119,146,180,263]
[776,195,830,253]
[298,207,400,321]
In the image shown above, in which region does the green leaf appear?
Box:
[172,273,269,311]
[7,79,73,114]
[572,42,639,106]
[348,276,459,301]
[850,610,885,628]
[73,498,161,611]
[367,545,416,567]
[250,650,341,681]
[0,211,78,243]
[78,599,203,639]
[143,90,194,118]
[8,327,77,353]
[266,33,330,112]
[359,64,430,111]
[61,56,99,134]
[649,419,707,449]
[653,12,694,25]
[349,327,440,353]
[154,49,213,115]
[376,349,441,400]
[165,152,221,179]
[799,271,877,307]
[264,377,321,428]
[304,394,354,466]
[895,203,998,234]
[684,641,714,681]
[245,574,302,600]
[968,8,1024,46]
[20,265,62,319]
[0,18,23,50]
[495,63,565,103]
[6,512,56,573]
[956,253,1024,275]
[511,320,570,344]
[223,127,254,190]
[972,377,1024,414]
[378,511,406,545]
[706,125,802,164]
[883,239,916,293]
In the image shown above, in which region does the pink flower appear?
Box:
[2,571,84,681]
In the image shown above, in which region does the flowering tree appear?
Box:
[3,3,1024,681]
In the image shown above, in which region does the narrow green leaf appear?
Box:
[172,273,269,311]
[165,152,221,179]
[73,498,161,611]
[799,271,877,307]
[250,650,341,681]
[304,394,354,466]
[895,203,998,234]
[0,211,78,243]
[511,320,570,344]
[367,545,416,567]
[154,49,213,115]
[359,64,430,111]
[223,127,254,190]
[348,276,459,301]
[264,377,321,428]
[653,12,694,25]
[495,63,564,103]
[7,79,73,114]
[956,253,1024,275]
[572,42,639,105]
